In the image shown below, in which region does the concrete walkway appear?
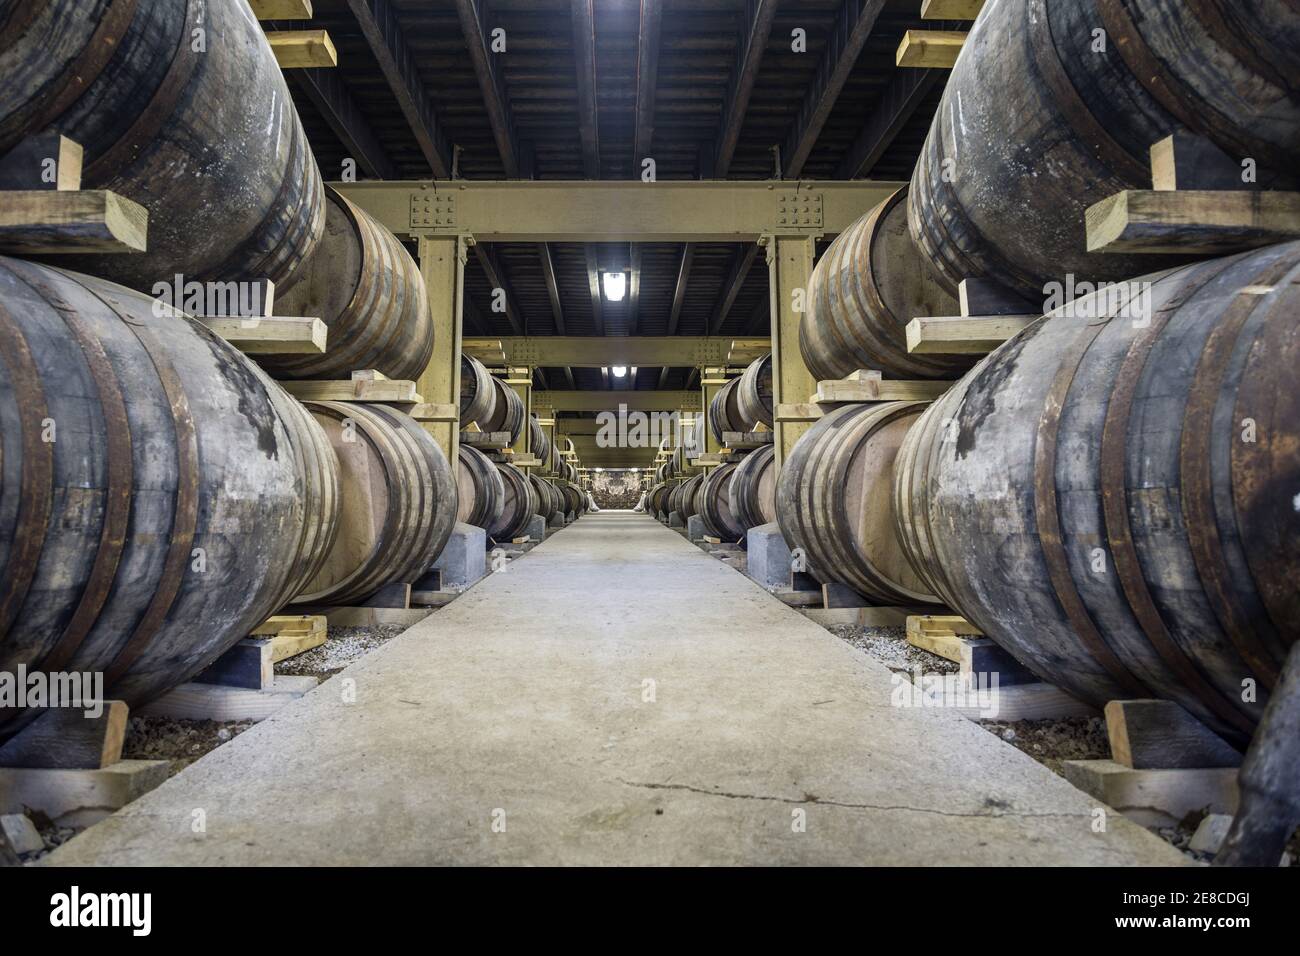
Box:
[51,512,1184,865]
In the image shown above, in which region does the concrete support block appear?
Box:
[432,523,487,590]
[667,512,684,528]
[746,522,791,589]
[686,514,706,542]
[549,511,565,529]
[526,514,546,542]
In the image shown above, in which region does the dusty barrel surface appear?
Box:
[736,353,774,428]
[777,400,940,606]
[0,0,325,291]
[908,0,1300,299]
[294,402,456,608]
[455,443,505,529]
[459,353,496,428]
[893,242,1300,744]
[697,462,746,542]
[729,444,777,532]
[529,472,560,519]
[709,377,748,443]
[482,376,525,442]
[0,258,339,735]
[803,186,970,381]
[267,186,433,381]
[490,461,537,541]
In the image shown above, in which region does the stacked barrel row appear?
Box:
[773,0,1299,746]
[455,353,585,540]
[0,3,456,734]
[649,353,775,540]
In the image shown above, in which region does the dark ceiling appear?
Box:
[285,0,944,391]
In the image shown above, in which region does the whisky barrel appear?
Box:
[908,0,1300,299]
[554,480,584,518]
[490,461,538,541]
[455,443,505,529]
[777,401,940,606]
[729,445,777,532]
[697,463,746,542]
[0,0,324,291]
[266,186,433,381]
[803,186,971,381]
[459,353,496,428]
[648,482,671,519]
[672,475,704,524]
[736,353,774,427]
[482,376,525,442]
[530,415,551,466]
[529,472,560,519]
[0,258,339,735]
[709,377,746,443]
[893,242,1300,744]
[294,402,456,608]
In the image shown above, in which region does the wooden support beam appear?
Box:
[345,0,452,176]
[0,702,128,770]
[1149,130,1251,192]
[570,0,601,178]
[0,132,82,191]
[920,0,984,18]
[707,244,760,335]
[542,390,699,412]
[0,190,147,254]
[289,67,397,180]
[905,315,1035,354]
[0,760,171,829]
[895,29,966,69]
[196,316,328,354]
[782,0,887,178]
[1062,759,1239,829]
[813,374,950,404]
[633,0,663,171]
[472,243,527,335]
[250,0,313,18]
[715,0,779,177]
[455,0,520,177]
[835,68,939,179]
[280,377,420,403]
[1104,700,1243,770]
[584,244,606,336]
[1086,189,1300,255]
[266,30,338,69]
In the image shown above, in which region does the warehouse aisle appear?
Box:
[50,513,1183,866]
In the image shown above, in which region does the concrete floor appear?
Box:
[50,512,1185,866]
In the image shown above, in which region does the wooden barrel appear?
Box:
[729,445,777,532]
[0,0,324,292]
[455,443,505,529]
[648,482,671,518]
[530,414,551,466]
[672,475,704,524]
[777,400,940,606]
[708,377,746,444]
[459,353,496,428]
[736,353,774,427]
[294,402,456,608]
[0,257,340,735]
[893,242,1300,744]
[482,376,525,442]
[554,480,584,518]
[697,462,746,542]
[265,186,433,381]
[489,461,537,541]
[803,186,971,381]
[908,0,1300,300]
[529,472,560,519]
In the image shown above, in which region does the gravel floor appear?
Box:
[276,622,409,678]
[829,623,959,676]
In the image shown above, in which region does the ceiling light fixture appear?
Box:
[602,271,627,302]
[611,365,627,377]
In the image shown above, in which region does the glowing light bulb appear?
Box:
[602,271,627,301]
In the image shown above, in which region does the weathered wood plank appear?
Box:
[0,190,147,254]
[0,132,83,191]
[1104,699,1243,770]
[1062,759,1239,828]
[249,0,313,19]
[905,315,1036,354]
[1086,189,1300,255]
[896,30,966,69]
[0,701,128,770]
[266,30,338,69]
[0,760,171,828]
[196,316,327,354]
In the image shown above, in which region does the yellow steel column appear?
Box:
[765,233,818,469]
[417,234,468,465]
